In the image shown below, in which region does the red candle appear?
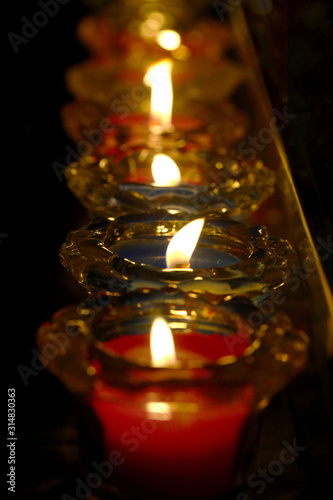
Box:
[97,113,212,156]
[89,328,254,497]
[109,113,203,132]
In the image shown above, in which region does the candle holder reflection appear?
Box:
[36,290,309,498]
[64,149,275,218]
[59,211,297,300]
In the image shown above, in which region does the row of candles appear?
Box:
[38,2,309,498]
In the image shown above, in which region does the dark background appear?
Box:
[3,0,333,499]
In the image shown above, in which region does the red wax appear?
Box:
[90,330,254,497]
[118,68,192,85]
[98,113,209,154]
[108,113,204,132]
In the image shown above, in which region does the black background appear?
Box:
[3,0,333,499]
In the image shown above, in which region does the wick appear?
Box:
[175,262,190,269]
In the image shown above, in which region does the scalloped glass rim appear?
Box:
[64,149,276,217]
[65,57,248,108]
[36,290,309,390]
[60,211,297,299]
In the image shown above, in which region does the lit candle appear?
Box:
[37,286,310,497]
[102,58,210,152]
[123,151,199,185]
[155,30,181,51]
[166,218,204,269]
[60,211,295,300]
[109,215,241,270]
[77,15,237,64]
[151,154,181,186]
[144,58,174,134]
[90,315,254,497]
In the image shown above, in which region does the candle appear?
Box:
[97,57,212,153]
[108,216,242,270]
[101,113,210,154]
[64,51,249,153]
[77,15,237,64]
[60,211,297,299]
[109,239,242,269]
[121,150,202,185]
[90,315,254,497]
[91,383,254,497]
[63,147,276,219]
[37,292,309,497]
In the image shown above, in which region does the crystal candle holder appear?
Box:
[79,0,210,30]
[77,15,236,61]
[101,112,214,152]
[65,56,248,110]
[64,148,275,218]
[60,211,297,300]
[61,99,250,154]
[37,290,309,498]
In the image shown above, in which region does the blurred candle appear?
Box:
[156,30,181,51]
[151,154,181,186]
[91,317,253,497]
[144,59,174,134]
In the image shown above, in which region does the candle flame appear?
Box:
[150,317,176,367]
[166,218,205,269]
[156,30,181,51]
[144,59,173,134]
[152,154,181,186]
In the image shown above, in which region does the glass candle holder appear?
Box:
[65,56,248,110]
[61,99,250,154]
[64,148,275,218]
[77,14,236,61]
[59,211,297,300]
[80,0,210,29]
[36,290,309,498]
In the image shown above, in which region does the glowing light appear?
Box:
[152,154,181,186]
[166,218,205,269]
[156,30,181,50]
[150,317,176,367]
[139,19,161,38]
[145,401,172,421]
[144,59,173,134]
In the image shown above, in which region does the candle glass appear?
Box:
[80,0,210,29]
[36,290,309,499]
[65,56,248,110]
[59,211,297,301]
[61,99,250,154]
[64,149,275,218]
[76,14,236,60]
